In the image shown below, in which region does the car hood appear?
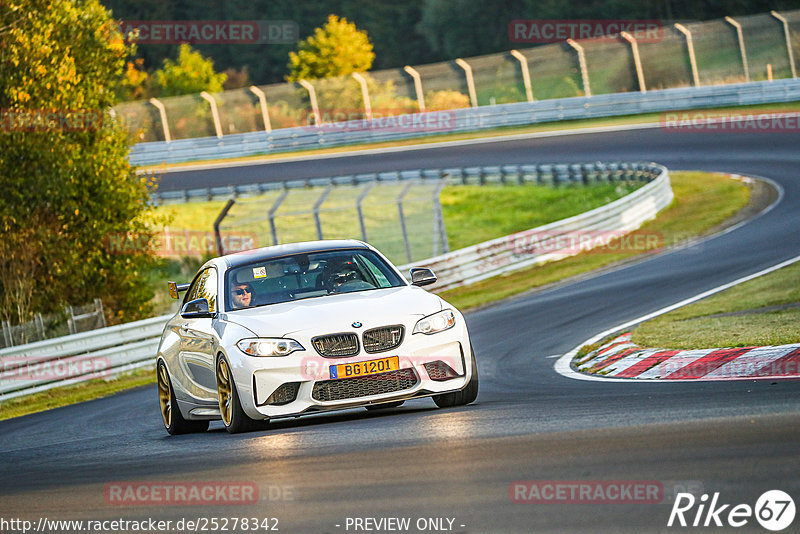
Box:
[223,286,444,337]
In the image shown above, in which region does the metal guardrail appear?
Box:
[0,162,670,401]
[0,314,171,401]
[130,79,800,166]
[398,163,672,291]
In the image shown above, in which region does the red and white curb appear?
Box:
[576,333,800,380]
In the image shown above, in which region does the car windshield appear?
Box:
[225,249,407,311]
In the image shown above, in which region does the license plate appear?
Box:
[330,356,400,380]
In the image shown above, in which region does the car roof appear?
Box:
[222,239,371,269]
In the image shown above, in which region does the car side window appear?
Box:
[195,268,218,313]
[184,267,217,313]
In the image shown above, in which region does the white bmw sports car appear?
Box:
[156,240,478,434]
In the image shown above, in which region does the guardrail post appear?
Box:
[621,32,647,93]
[351,72,373,121]
[200,91,223,139]
[313,186,333,240]
[725,16,751,82]
[566,39,592,97]
[403,66,426,113]
[455,58,478,108]
[268,190,289,245]
[148,98,172,143]
[771,11,797,79]
[510,50,534,102]
[249,85,273,133]
[397,182,414,263]
[674,24,701,87]
[298,79,321,127]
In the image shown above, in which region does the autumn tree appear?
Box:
[287,15,374,81]
[151,44,227,97]
[0,0,158,325]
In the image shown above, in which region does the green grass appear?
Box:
[441,183,639,250]
[0,367,155,421]
[632,261,800,349]
[438,171,750,310]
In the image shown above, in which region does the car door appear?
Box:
[177,267,219,402]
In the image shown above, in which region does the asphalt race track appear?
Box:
[1,126,799,533]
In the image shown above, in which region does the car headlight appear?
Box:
[237,338,304,357]
[413,309,455,335]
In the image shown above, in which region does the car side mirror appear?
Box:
[181,298,214,319]
[410,268,437,287]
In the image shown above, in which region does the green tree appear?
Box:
[152,44,227,97]
[0,0,159,325]
[287,14,374,81]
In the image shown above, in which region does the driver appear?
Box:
[230,282,253,309]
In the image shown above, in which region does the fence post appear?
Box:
[249,85,273,132]
[725,16,751,82]
[566,39,592,97]
[397,182,414,263]
[268,190,289,246]
[148,98,172,143]
[94,298,107,329]
[455,58,478,108]
[213,199,236,255]
[351,72,373,121]
[35,313,46,339]
[403,66,426,113]
[510,50,534,102]
[432,179,449,256]
[674,23,701,87]
[2,320,12,348]
[313,186,333,240]
[620,32,647,93]
[356,183,373,242]
[66,305,76,335]
[298,79,321,127]
[770,11,797,79]
[200,91,223,138]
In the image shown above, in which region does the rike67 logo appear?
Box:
[668,490,796,531]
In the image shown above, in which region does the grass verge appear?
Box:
[631,261,800,349]
[0,367,154,421]
[1,171,750,419]
[439,171,750,310]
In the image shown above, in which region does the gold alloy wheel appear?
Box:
[157,364,172,428]
[216,358,233,427]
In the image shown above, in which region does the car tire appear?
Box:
[433,346,479,408]
[365,400,405,411]
[216,355,262,434]
[158,361,209,435]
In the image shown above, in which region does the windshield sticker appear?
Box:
[253,266,267,278]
